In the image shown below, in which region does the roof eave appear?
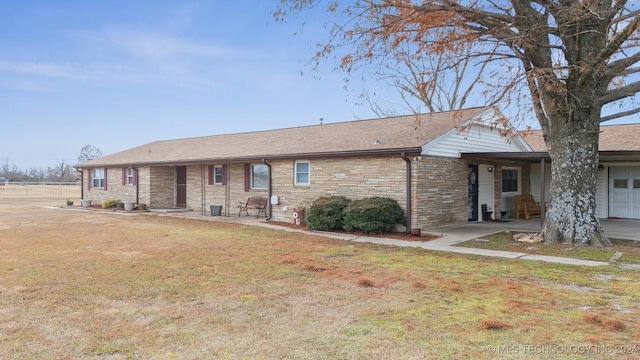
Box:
[75,147,424,168]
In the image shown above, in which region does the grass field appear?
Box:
[1,201,639,359]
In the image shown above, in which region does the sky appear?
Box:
[1,1,637,171]
[0,1,395,170]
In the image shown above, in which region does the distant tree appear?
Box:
[0,158,21,182]
[276,1,640,246]
[77,145,102,164]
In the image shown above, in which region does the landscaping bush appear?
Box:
[102,198,118,209]
[306,196,352,231]
[343,197,406,234]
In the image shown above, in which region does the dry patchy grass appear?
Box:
[456,232,640,263]
[0,201,639,359]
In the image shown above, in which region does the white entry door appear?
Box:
[609,166,640,219]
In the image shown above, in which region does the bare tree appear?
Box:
[277,1,640,246]
[77,145,102,164]
[0,158,21,182]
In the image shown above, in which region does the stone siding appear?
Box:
[414,157,468,228]
[83,167,148,206]
[83,155,532,229]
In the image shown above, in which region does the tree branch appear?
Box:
[600,107,640,123]
[601,80,640,105]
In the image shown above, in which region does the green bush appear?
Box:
[343,197,406,234]
[306,196,352,231]
[102,198,118,209]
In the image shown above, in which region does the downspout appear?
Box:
[133,166,139,205]
[76,167,84,200]
[262,159,272,221]
[401,153,412,233]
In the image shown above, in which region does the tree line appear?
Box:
[0,145,102,183]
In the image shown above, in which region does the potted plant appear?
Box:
[136,203,147,211]
[66,200,74,206]
[81,199,92,208]
[116,201,124,209]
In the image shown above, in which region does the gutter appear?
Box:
[262,159,272,221]
[400,153,412,233]
[76,147,423,169]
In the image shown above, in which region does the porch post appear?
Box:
[540,157,545,227]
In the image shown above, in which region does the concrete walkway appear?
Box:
[155,210,632,267]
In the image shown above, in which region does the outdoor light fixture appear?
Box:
[488,167,494,173]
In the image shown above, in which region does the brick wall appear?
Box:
[414,157,468,228]
[83,156,531,229]
[83,168,145,206]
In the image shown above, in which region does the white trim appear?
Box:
[294,160,310,186]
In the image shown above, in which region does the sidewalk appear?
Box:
[162,211,613,267]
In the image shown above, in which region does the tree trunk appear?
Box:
[541,109,611,246]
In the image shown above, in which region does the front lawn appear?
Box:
[1,202,639,359]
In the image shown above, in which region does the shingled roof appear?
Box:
[524,123,640,152]
[77,107,494,168]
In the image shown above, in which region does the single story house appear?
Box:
[76,106,640,230]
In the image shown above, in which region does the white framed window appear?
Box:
[92,169,105,188]
[125,168,134,185]
[251,164,268,189]
[214,165,224,184]
[295,161,310,185]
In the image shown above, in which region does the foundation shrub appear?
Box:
[343,197,406,234]
[306,196,352,231]
[102,198,118,209]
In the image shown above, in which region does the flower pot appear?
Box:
[81,200,92,208]
[66,201,74,206]
[410,228,421,237]
[136,204,147,211]
[116,202,124,209]
[124,202,135,211]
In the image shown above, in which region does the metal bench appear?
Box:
[237,196,267,218]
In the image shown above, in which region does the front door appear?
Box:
[468,164,479,221]
[609,166,640,219]
[176,166,187,208]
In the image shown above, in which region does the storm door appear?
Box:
[176,166,187,208]
[468,164,479,221]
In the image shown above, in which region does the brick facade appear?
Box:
[83,156,531,230]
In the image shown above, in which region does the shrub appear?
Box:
[306,196,352,231]
[102,198,118,209]
[342,197,406,234]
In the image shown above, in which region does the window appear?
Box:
[295,161,310,185]
[214,166,224,184]
[125,168,134,185]
[614,179,628,189]
[92,169,105,188]
[502,169,518,192]
[251,164,268,189]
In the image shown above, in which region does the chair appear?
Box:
[513,194,542,220]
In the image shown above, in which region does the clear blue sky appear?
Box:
[2,1,636,170]
[0,1,391,169]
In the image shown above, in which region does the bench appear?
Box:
[237,196,268,218]
[513,194,542,220]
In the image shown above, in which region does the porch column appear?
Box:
[540,157,546,227]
